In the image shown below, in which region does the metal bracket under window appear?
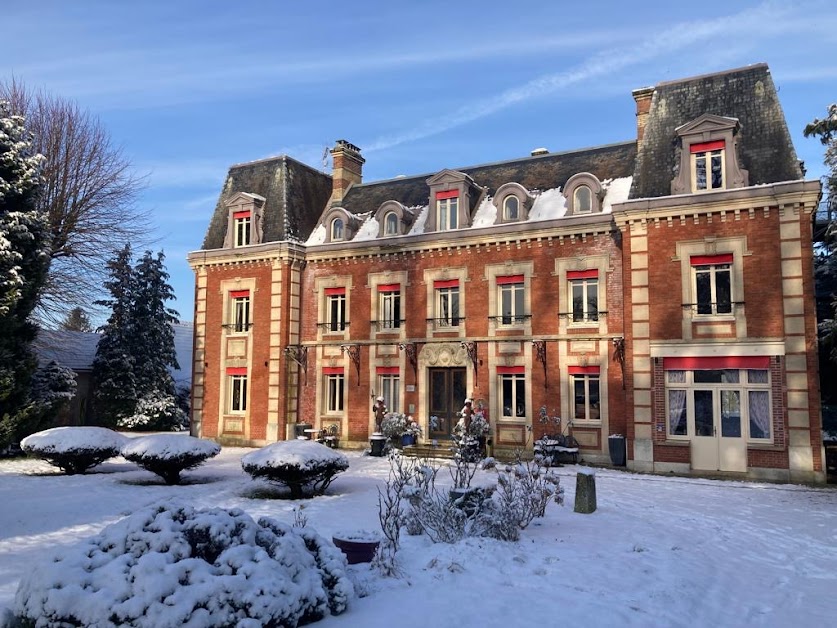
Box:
[284,345,308,385]
[341,344,362,385]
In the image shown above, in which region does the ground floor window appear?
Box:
[665,358,771,442]
[378,370,400,414]
[229,373,247,413]
[498,367,525,419]
[569,366,600,423]
[324,372,345,414]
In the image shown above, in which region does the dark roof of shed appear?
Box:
[201,156,332,250]
[629,63,802,199]
[339,141,637,215]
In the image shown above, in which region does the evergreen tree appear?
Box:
[60,306,93,332]
[0,100,49,448]
[91,244,137,424]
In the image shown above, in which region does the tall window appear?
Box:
[228,369,248,413]
[691,254,732,315]
[436,190,459,231]
[499,367,526,419]
[570,366,600,422]
[233,211,251,247]
[229,290,250,333]
[325,287,346,332]
[324,370,345,414]
[691,141,725,191]
[665,358,771,441]
[568,270,598,323]
[573,186,592,214]
[384,212,399,235]
[434,280,460,327]
[331,218,344,241]
[497,275,525,325]
[378,368,400,414]
[378,284,401,330]
[503,196,519,221]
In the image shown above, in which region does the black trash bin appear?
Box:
[608,435,626,467]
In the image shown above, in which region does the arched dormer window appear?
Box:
[375,200,414,238]
[492,182,532,224]
[331,218,344,241]
[384,212,399,235]
[563,173,604,216]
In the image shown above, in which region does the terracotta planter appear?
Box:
[332,536,380,564]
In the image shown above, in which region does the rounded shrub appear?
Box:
[121,434,221,484]
[20,426,128,474]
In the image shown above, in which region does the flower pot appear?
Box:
[608,435,626,467]
[370,434,387,457]
[401,434,416,447]
[332,536,380,564]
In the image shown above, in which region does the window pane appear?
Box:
[710,151,723,189]
[721,390,741,437]
[695,154,707,190]
[514,285,524,322]
[747,370,769,384]
[572,282,584,321]
[715,267,731,313]
[501,286,512,324]
[749,391,770,439]
[694,390,714,436]
[504,196,519,220]
[587,282,598,321]
[515,377,525,417]
[695,268,712,314]
[693,369,739,384]
[574,378,586,421]
[502,377,513,418]
[588,377,600,420]
[385,213,398,235]
[575,186,591,212]
[668,390,687,435]
[449,199,458,229]
[667,370,687,384]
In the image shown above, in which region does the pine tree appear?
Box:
[60,306,93,332]
[91,244,137,424]
[0,100,49,448]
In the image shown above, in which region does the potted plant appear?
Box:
[608,433,626,466]
[332,529,381,564]
[401,419,421,447]
[380,411,417,449]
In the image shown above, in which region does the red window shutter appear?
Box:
[567,269,598,280]
[324,287,346,296]
[376,366,400,375]
[497,366,525,374]
[496,274,524,285]
[663,356,769,370]
[229,290,250,299]
[233,210,251,219]
[568,365,600,375]
[377,284,400,292]
[322,367,344,375]
[434,279,459,289]
[226,367,247,376]
[690,140,725,153]
[436,190,459,200]
[690,254,733,266]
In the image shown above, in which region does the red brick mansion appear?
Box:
[189,64,824,482]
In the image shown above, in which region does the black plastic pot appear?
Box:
[332,536,380,564]
[370,435,387,457]
[608,436,626,466]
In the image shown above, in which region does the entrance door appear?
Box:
[428,368,467,439]
[690,389,746,472]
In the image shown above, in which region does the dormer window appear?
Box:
[563,173,603,215]
[503,196,519,221]
[233,211,251,247]
[691,141,725,191]
[384,212,399,235]
[331,218,344,241]
[436,190,459,231]
[573,186,593,214]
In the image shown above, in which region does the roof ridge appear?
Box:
[654,62,768,88]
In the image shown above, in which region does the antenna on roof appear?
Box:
[322,145,330,172]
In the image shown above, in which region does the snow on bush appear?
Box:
[12,502,354,627]
[121,434,221,484]
[20,426,128,474]
[242,440,349,499]
[118,391,188,431]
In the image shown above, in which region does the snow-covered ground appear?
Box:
[1,445,836,627]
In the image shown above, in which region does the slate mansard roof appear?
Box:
[629,63,803,199]
[201,156,333,250]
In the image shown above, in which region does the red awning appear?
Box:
[376,366,400,375]
[226,367,247,375]
[322,367,344,375]
[377,284,400,292]
[567,269,598,280]
[324,287,346,296]
[690,253,733,266]
[568,365,600,375]
[434,279,459,289]
[497,366,525,374]
[229,290,250,299]
[436,190,459,200]
[663,356,770,370]
[690,140,725,153]
[496,274,524,285]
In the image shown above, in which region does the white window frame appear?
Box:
[325,373,345,414]
[378,374,401,414]
[379,289,401,330]
[231,294,250,333]
[331,218,344,241]
[571,373,601,423]
[573,185,593,214]
[503,195,519,221]
[692,148,726,192]
[384,212,399,236]
[499,372,526,420]
[436,285,460,327]
[326,292,346,332]
[229,374,248,413]
[234,215,251,247]
[693,262,732,316]
[570,276,598,324]
[436,197,459,231]
[498,281,525,326]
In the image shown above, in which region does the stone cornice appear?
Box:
[187,241,306,269]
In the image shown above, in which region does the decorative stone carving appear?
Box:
[420,342,467,367]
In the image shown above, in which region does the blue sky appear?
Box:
[5,0,837,323]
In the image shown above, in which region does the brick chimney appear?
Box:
[631,86,654,145]
[329,140,365,206]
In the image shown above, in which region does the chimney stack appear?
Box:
[330,139,365,206]
[631,86,654,145]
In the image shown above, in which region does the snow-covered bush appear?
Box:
[12,502,354,627]
[118,391,188,431]
[20,426,127,474]
[380,412,420,442]
[242,439,349,499]
[121,434,220,484]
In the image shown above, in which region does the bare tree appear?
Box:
[0,78,150,323]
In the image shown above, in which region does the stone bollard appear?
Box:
[574,468,597,514]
